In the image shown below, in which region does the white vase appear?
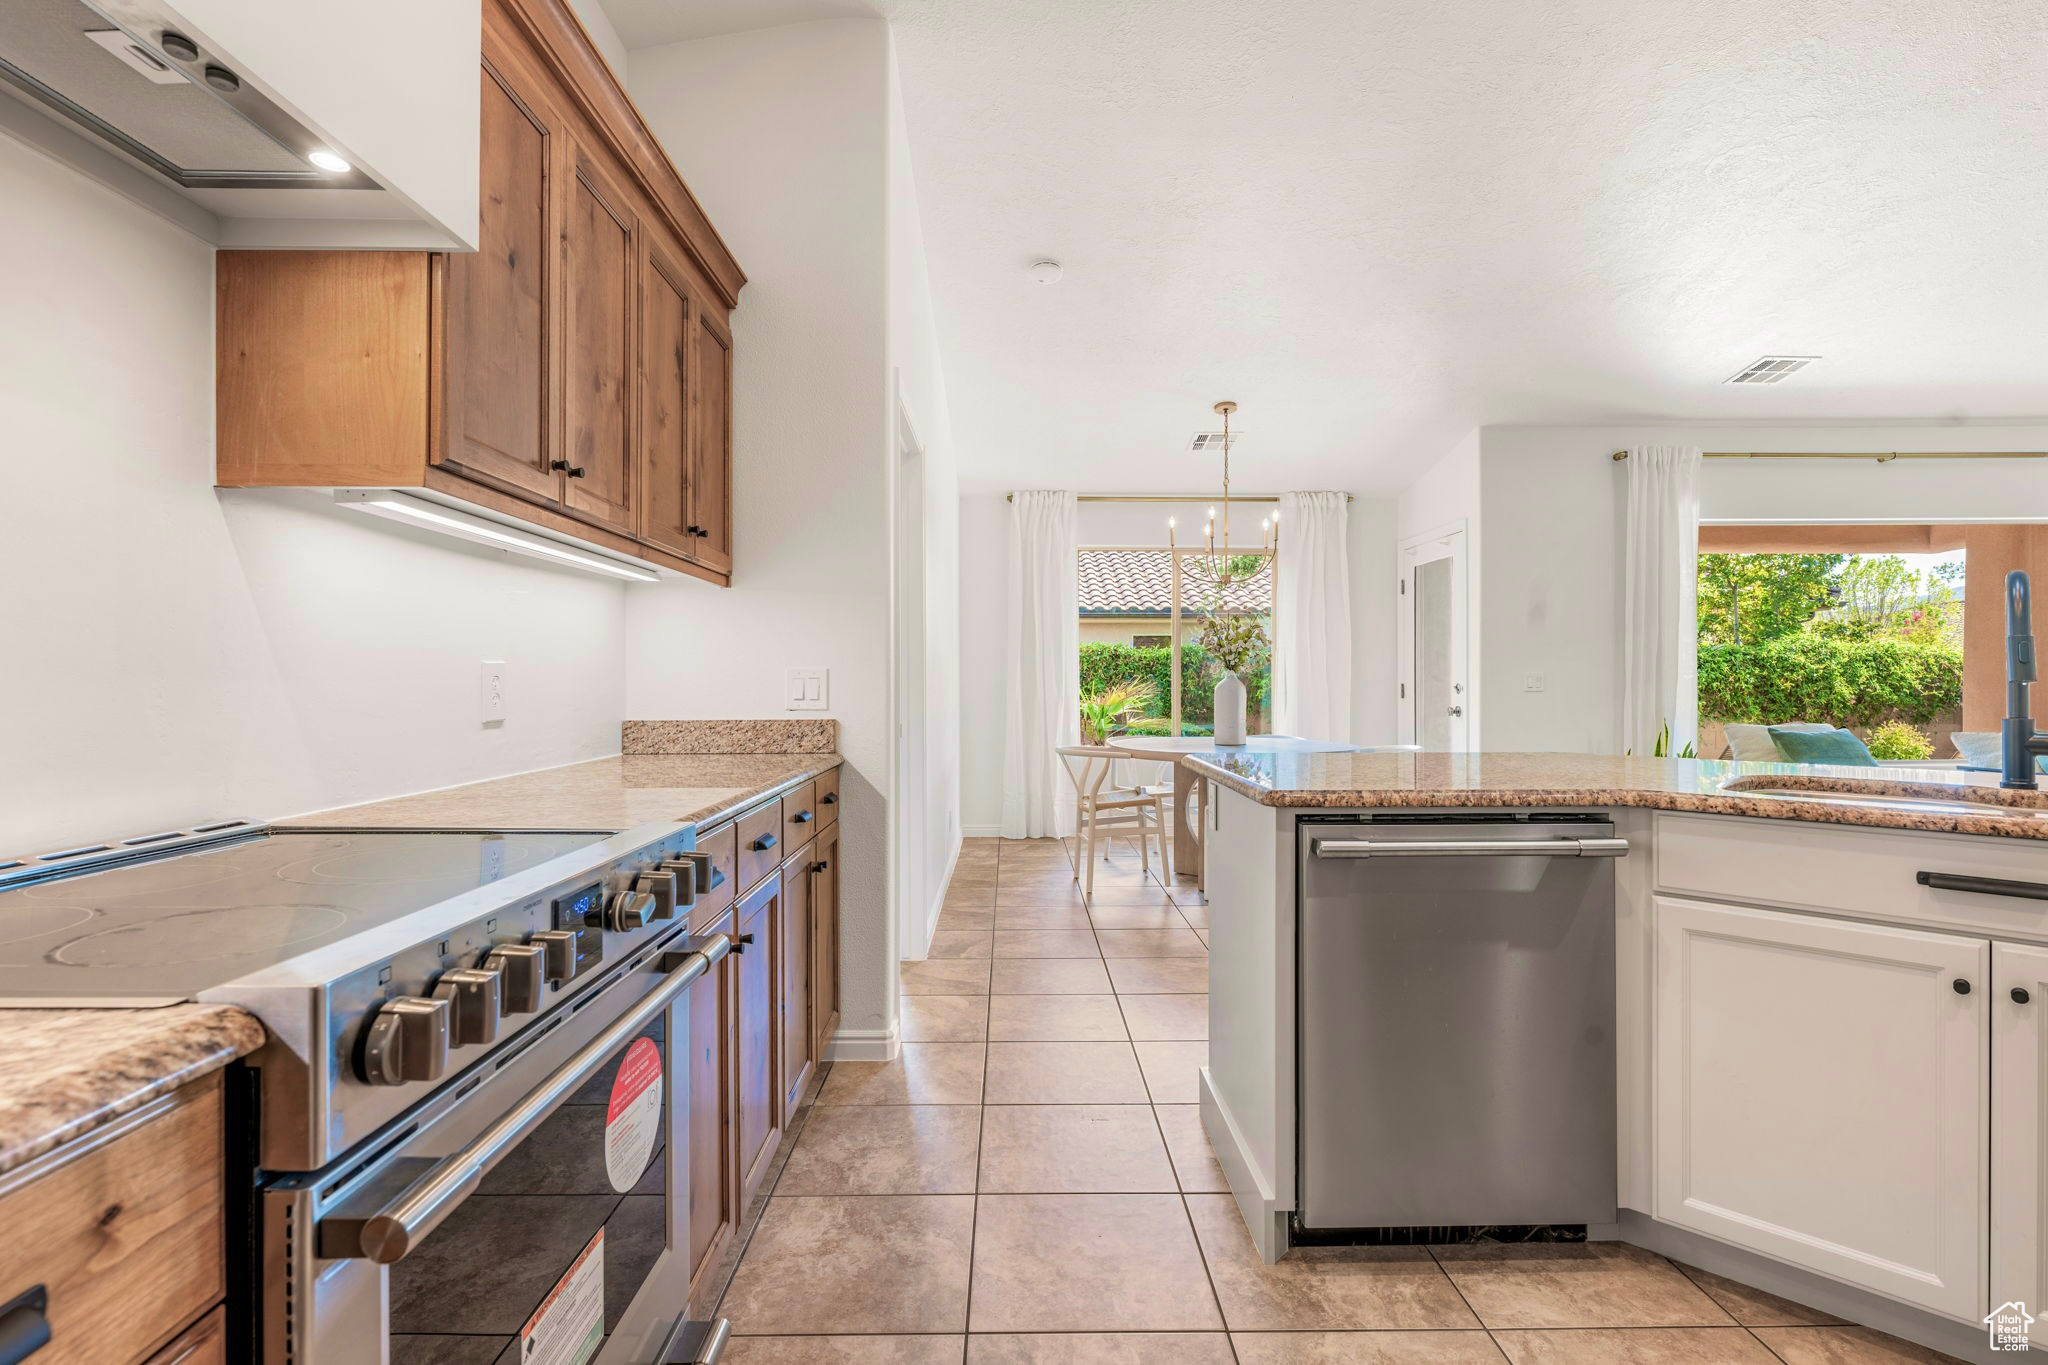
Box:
[1213,671,1247,746]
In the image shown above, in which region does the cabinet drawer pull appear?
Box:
[821,792,837,805]
[567,466,586,478]
[1917,869,2048,901]
[791,811,814,825]
[2016,987,2034,1005]
[752,834,778,852]
[734,932,755,954]
[0,1286,49,1365]
[1953,978,1973,996]
[550,459,569,472]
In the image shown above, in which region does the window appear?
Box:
[1078,546,1275,737]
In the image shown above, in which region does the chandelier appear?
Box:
[1168,400,1277,597]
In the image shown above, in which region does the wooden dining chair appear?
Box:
[1057,746,1172,896]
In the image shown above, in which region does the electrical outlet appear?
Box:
[480,660,508,724]
[1522,671,1546,693]
[786,668,828,711]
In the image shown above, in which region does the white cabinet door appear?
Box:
[1654,896,1987,1320]
[1994,940,2048,1347]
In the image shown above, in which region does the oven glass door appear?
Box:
[387,1012,683,1365]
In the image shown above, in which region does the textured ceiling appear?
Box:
[600,0,877,48]
[611,0,2048,494]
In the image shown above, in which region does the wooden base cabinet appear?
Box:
[1994,940,2048,1348]
[1653,896,1988,1320]
[811,821,842,1060]
[734,873,783,1208]
[215,0,742,585]
[779,844,816,1116]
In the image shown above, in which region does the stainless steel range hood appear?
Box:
[0,0,377,189]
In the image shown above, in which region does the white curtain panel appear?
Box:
[1001,490,1079,838]
[1273,491,1353,742]
[1621,445,1702,756]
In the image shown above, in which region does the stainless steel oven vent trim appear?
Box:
[0,819,264,891]
[1310,836,1630,859]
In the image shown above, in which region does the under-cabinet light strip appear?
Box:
[334,490,662,582]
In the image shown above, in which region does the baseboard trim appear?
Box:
[926,834,960,944]
[1200,1067,1288,1264]
[824,1021,900,1063]
[961,824,1002,838]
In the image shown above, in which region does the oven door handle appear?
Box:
[319,933,731,1264]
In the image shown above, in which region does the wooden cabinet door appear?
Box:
[734,874,781,1207]
[779,850,815,1117]
[437,43,561,503]
[687,301,734,574]
[686,909,737,1298]
[1653,896,1987,1319]
[639,236,695,558]
[811,820,841,1060]
[558,136,639,535]
[1994,940,2048,1348]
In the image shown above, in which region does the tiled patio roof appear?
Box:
[1077,548,1271,616]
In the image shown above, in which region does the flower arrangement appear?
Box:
[1197,609,1270,678]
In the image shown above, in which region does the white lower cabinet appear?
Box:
[1994,940,2048,1347]
[1653,895,1988,1320]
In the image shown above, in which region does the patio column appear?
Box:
[1962,526,2048,732]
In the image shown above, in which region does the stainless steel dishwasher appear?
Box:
[1297,813,1625,1235]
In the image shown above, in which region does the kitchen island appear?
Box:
[1188,749,2048,1364]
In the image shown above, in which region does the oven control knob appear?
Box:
[358,996,449,1086]
[484,943,545,1014]
[607,888,657,932]
[531,929,580,986]
[433,967,503,1046]
[657,858,706,907]
[635,870,682,921]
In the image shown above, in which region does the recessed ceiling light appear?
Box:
[1028,259,1063,284]
[307,148,351,173]
[1727,355,1820,384]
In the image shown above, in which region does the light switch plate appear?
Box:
[1522,671,1546,693]
[480,660,508,724]
[786,667,828,711]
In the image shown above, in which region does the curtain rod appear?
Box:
[1004,493,1354,503]
[1610,449,2048,462]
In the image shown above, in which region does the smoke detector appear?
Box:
[1726,355,1820,385]
[1028,260,1063,284]
[1188,431,1242,453]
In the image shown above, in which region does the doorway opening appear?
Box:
[1398,525,1469,750]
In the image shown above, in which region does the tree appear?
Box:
[1696,554,1843,647]
[1810,555,1962,647]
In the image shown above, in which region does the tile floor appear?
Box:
[713,838,1967,1365]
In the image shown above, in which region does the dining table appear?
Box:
[1103,734,1389,883]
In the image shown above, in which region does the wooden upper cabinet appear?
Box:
[214,0,744,586]
[437,49,559,504]
[558,138,639,535]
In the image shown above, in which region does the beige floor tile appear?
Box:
[1186,1194,1478,1330]
[729,1337,966,1365]
[991,957,1114,994]
[988,994,1128,1041]
[1118,994,1208,1040]
[1490,1327,1778,1363]
[1232,1331,1507,1363]
[1174,899,1210,926]
[943,880,997,910]
[1750,1326,1972,1364]
[1096,928,1208,958]
[968,1334,1234,1364]
[777,1105,982,1194]
[984,1040,1149,1103]
[902,959,992,995]
[900,995,989,1042]
[1671,1263,1847,1327]
[1085,903,1192,930]
[1106,957,1208,994]
[993,930,1102,958]
[1196,928,1210,946]
[994,905,1095,930]
[1134,1040,1208,1102]
[1082,886,1179,906]
[816,1042,986,1105]
[935,909,996,933]
[995,885,1090,908]
[970,1193,1223,1331]
[929,930,994,959]
[1430,1242,1734,1330]
[976,1104,1176,1192]
[1153,1104,1229,1191]
[719,1195,974,1334]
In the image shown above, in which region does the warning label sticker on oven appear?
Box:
[519,1228,603,1365]
[606,1036,663,1192]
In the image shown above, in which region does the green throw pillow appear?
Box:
[1767,726,1879,767]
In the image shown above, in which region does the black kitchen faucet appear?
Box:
[2002,570,2048,789]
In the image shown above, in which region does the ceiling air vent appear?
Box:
[1726,355,1820,385]
[1189,431,1242,452]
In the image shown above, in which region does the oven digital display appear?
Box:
[552,881,604,929]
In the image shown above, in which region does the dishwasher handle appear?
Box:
[1311,836,1630,859]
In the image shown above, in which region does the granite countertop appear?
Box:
[272,752,842,832]
[1183,750,2048,841]
[0,1004,265,1175]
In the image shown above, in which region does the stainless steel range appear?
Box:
[0,817,735,1364]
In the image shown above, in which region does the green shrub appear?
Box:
[1866,720,1935,761]
[1079,641,1271,727]
[1697,636,1961,729]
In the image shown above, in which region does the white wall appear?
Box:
[623,20,902,1049]
[1474,423,2048,754]
[0,130,625,853]
[1348,495,1399,743]
[958,492,1010,836]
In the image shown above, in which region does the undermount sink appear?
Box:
[1720,773,2048,818]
